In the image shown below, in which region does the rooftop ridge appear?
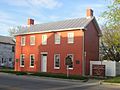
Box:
[30,17,87,27]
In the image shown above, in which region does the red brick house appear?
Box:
[15,8,101,76]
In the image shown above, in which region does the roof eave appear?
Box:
[14,27,85,36]
[0,42,15,45]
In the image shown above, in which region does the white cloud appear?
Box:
[0,11,17,25]
[0,11,13,20]
[0,0,63,31]
[84,4,104,8]
[48,15,59,20]
[2,0,29,8]
[0,24,10,36]
[0,11,19,36]
[29,0,62,9]
[3,0,62,9]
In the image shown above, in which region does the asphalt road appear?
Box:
[0,73,120,90]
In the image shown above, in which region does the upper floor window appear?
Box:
[20,54,25,67]
[42,35,47,45]
[55,33,61,44]
[67,54,73,69]
[21,37,26,46]
[68,32,74,43]
[30,54,35,67]
[54,54,60,69]
[30,36,35,45]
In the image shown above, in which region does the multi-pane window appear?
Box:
[30,36,35,45]
[21,37,26,46]
[55,33,61,44]
[54,54,60,69]
[20,54,24,67]
[30,54,35,67]
[68,32,74,43]
[42,35,47,45]
[67,54,73,69]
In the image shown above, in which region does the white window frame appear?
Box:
[68,32,74,44]
[20,54,25,67]
[67,54,73,69]
[54,54,60,69]
[42,34,47,45]
[30,54,35,67]
[55,33,61,44]
[30,36,35,45]
[21,36,26,46]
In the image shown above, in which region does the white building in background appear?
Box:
[0,35,15,68]
[90,60,120,76]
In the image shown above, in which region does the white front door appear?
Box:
[41,54,47,72]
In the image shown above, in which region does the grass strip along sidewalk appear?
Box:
[104,77,120,83]
[0,70,88,81]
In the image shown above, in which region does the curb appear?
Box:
[101,82,120,86]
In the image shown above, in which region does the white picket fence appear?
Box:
[90,60,120,76]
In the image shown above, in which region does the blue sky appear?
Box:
[0,0,109,36]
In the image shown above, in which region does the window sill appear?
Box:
[30,66,34,68]
[55,43,60,44]
[30,44,35,46]
[68,68,73,70]
[54,67,60,69]
[20,66,24,67]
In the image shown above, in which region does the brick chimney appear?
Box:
[28,18,34,25]
[86,8,93,18]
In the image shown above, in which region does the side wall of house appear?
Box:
[0,43,15,68]
[15,30,84,75]
[84,21,99,75]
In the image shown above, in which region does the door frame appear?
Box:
[41,52,48,72]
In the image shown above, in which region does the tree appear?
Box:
[8,26,22,37]
[101,0,120,61]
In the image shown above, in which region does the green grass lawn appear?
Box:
[104,77,120,83]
